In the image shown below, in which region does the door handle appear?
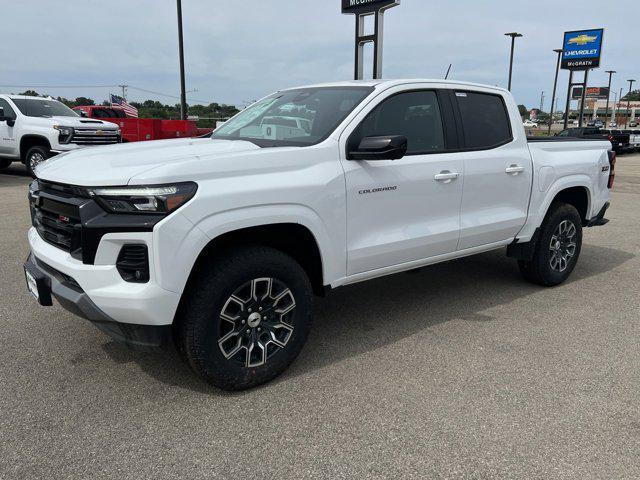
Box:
[505,165,525,175]
[434,171,460,184]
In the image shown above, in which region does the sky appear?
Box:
[1,0,637,111]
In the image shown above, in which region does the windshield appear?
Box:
[12,98,79,118]
[212,86,374,147]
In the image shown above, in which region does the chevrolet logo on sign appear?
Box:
[567,34,598,46]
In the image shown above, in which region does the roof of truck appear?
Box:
[281,79,510,94]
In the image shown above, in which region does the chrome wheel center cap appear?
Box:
[247,312,262,328]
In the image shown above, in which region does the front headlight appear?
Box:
[89,182,197,214]
[53,125,74,144]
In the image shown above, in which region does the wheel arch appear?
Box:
[188,222,326,296]
[20,135,51,162]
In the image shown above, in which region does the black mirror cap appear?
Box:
[348,135,408,161]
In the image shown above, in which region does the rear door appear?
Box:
[452,90,533,250]
[340,87,464,275]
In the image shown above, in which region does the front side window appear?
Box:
[12,98,79,118]
[456,91,512,149]
[0,99,16,119]
[354,90,445,154]
[212,87,373,147]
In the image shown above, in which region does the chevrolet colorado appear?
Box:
[0,95,121,176]
[23,80,614,390]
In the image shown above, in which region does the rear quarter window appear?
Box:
[455,91,512,150]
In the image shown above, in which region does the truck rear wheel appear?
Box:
[176,246,313,391]
[518,202,583,287]
[25,146,50,178]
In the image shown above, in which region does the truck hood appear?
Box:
[30,116,119,129]
[35,138,262,186]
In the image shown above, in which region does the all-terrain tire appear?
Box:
[518,202,583,287]
[176,246,313,391]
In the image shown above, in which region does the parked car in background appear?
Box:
[0,95,120,176]
[558,127,630,154]
[629,120,638,128]
[523,119,538,128]
[24,79,614,390]
[73,105,213,143]
[629,130,640,151]
[609,122,618,128]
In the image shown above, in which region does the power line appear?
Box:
[0,83,218,105]
[0,84,119,89]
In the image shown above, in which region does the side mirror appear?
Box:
[79,111,88,117]
[348,135,408,161]
[0,108,15,127]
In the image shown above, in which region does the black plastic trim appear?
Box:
[24,253,170,349]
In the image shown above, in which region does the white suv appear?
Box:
[0,95,120,176]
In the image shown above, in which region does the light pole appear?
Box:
[604,70,616,128]
[625,79,636,129]
[176,0,187,120]
[505,32,523,91]
[548,49,563,135]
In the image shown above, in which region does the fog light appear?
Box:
[116,245,149,283]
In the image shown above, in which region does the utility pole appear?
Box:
[548,49,563,135]
[604,70,616,129]
[619,87,624,127]
[625,79,636,129]
[176,0,188,120]
[539,91,545,112]
[118,84,128,100]
[505,32,523,91]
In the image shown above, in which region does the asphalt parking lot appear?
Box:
[1,156,639,479]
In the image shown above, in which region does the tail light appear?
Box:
[608,135,613,142]
[607,151,616,189]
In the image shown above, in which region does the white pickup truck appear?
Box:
[23,80,614,390]
[0,95,121,176]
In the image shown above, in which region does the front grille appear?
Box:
[30,182,83,258]
[70,128,120,145]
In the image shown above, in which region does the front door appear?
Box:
[0,98,18,157]
[341,90,464,275]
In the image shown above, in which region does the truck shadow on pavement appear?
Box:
[99,244,634,394]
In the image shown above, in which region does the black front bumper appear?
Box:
[24,253,171,349]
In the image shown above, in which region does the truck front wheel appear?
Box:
[518,202,583,287]
[25,146,50,178]
[176,246,314,391]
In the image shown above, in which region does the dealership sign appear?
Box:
[561,29,604,70]
[342,0,400,14]
[571,86,610,100]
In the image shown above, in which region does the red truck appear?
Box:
[73,105,213,143]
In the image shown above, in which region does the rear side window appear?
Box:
[356,90,445,154]
[455,91,512,149]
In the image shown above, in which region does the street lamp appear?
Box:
[548,49,563,135]
[604,70,616,129]
[625,79,636,129]
[505,32,523,91]
[176,0,187,120]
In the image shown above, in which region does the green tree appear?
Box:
[517,104,528,118]
[18,90,40,97]
[621,89,640,102]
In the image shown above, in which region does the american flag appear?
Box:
[110,94,139,118]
